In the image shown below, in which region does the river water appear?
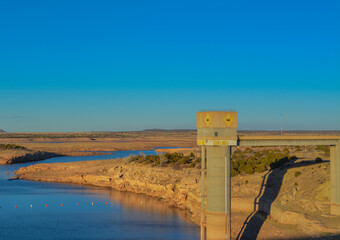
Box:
[0,149,199,240]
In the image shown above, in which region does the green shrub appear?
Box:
[125,155,137,164]
[231,168,239,177]
[0,144,25,150]
[244,164,254,174]
[230,148,294,176]
[254,152,262,158]
[255,164,266,173]
[127,152,201,168]
[159,154,168,167]
[180,156,191,164]
[269,156,290,169]
[128,147,295,175]
[238,163,246,173]
[294,171,301,177]
[245,147,253,153]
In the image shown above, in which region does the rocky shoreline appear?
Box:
[14,157,340,236]
[15,158,202,223]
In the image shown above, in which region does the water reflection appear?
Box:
[91,187,194,224]
[0,149,199,240]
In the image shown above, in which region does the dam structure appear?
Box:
[197,111,340,240]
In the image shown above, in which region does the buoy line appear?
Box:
[0,201,113,209]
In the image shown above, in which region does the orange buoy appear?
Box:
[121,201,123,204]
[77,203,79,206]
[61,204,63,207]
[45,204,48,207]
[105,202,108,205]
[15,205,17,208]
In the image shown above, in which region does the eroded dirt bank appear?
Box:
[14,156,340,237]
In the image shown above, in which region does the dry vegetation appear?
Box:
[129,145,331,175]
[0,130,337,157]
[126,152,201,169]
[0,130,196,139]
[0,131,197,156]
[0,143,26,150]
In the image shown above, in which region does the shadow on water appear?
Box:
[237,158,331,240]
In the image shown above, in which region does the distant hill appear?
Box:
[0,129,5,133]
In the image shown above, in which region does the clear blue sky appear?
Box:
[0,0,339,132]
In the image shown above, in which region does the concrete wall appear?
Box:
[331,142,340,215]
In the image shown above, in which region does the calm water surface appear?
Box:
[0,149,199,240]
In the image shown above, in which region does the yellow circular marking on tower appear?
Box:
[224,113,233,127]
[204,114,211,127]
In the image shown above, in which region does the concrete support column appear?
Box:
[225,146,231,240]
[201,146,207,240]
[330,142,340,215]
[206,146,228,240]
[197,111,238,240]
